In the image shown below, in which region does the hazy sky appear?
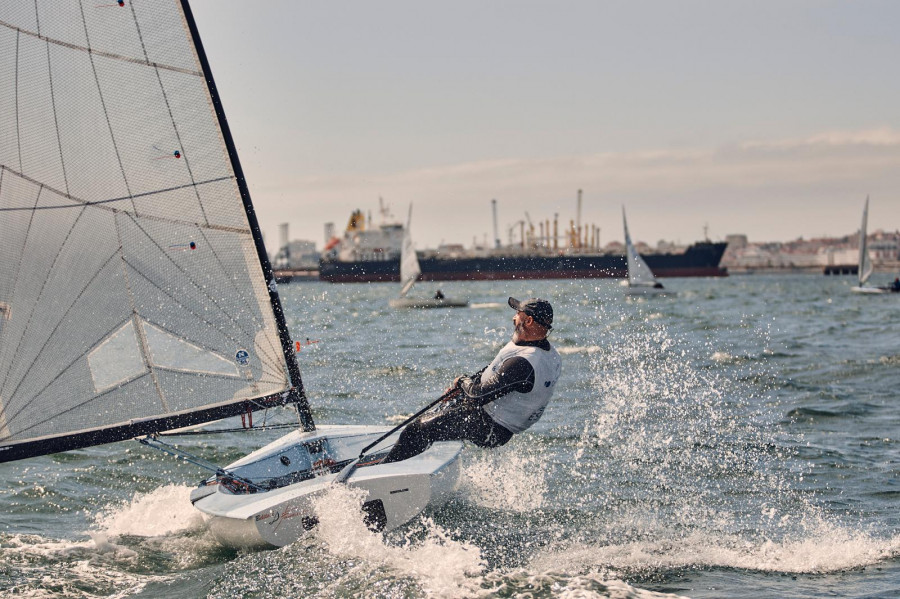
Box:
[189,1,900,249]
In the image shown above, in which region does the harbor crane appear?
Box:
[524,212,536,247]
[507,220,526,247]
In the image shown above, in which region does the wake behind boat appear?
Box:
[0,0,461,549]
[389,205,468,309]
[390,297,469,309]
[623,208,675,298]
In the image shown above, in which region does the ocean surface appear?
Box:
[1,274,899,598]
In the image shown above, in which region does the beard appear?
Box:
[513,321,525,341]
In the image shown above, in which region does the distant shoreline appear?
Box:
[727,263,900,276]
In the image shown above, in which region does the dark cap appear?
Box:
[508,297,553,329]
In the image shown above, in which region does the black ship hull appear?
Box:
[319,242,728,283]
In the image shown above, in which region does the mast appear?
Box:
[179,1,314,430]
[492,199,500,249]
[576,189,582,249]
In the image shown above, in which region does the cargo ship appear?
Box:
[318,207,727,283]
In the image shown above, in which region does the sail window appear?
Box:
[142,322,239,377]
[87,320,149,393]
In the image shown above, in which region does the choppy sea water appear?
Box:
[1,274,899,598]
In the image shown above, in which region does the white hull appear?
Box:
[389,298,468,309]
[625,285,675,297]
[190,425,462,548]
[851,286,897,295]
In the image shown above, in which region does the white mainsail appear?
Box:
[623,208,659,287]
[398,205,421,298]
[857,196,874,287]
[0,0,309,460]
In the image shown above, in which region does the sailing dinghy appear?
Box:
[0,0,461,549]
[850,197,899,295]
[622,208,674,297]
[389,205,467,309]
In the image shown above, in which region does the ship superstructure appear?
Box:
[324,202,404,263]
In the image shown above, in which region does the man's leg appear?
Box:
[382,403,500,463]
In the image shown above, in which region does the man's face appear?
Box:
[512,310,529,340]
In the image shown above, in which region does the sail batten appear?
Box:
[0,0,312,460]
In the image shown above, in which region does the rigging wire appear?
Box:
[158,422,298,437]
[138,434,266,492]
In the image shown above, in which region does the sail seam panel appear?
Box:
[43,30,70,202]
[15,30,22,171]
[194,224,281,366]
[0,248,121,426]
[0,185,42,403]
[0,19,202,78]
[77,1,136,215]
[114,213,170,413]
[0,166,234,216]
[0,204,88,409]
[0,315,133,432]
[123,263,285,380]
[152,64,209,227]
[122,213,284,372]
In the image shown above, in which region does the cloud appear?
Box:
[251,128,900,247]
[739,127,900,149]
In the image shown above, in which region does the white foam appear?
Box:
[387,413,413,424]
[531,523,900,575]
[558,345,603,355]
[0,532,160,598]
[470,302,504,309]
[478,569,688,598]
[879,354,900,365]
[311,485,484,598]
[461,449,547,512]
[2,532,137,561]
[710,351,733,362]
[93,484,204,537]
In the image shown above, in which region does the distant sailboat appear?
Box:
[389,206,467,309]
[850,196,900,295]
[623,208,674,297]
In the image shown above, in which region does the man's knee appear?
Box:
[405,418,425,435]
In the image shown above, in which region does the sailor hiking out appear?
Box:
[382,297,562,463]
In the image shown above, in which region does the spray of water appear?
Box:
[310,484,484,598]
[93,484,203,538]
[462,446,548,512]
[557,302,900,576]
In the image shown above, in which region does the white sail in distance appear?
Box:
[0,0,307,460]
[623,208,659,287]
[398,204,421,298]
[858,196,874,287]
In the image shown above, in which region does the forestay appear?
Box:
[623,209,658,287]
[0,0,311,462]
